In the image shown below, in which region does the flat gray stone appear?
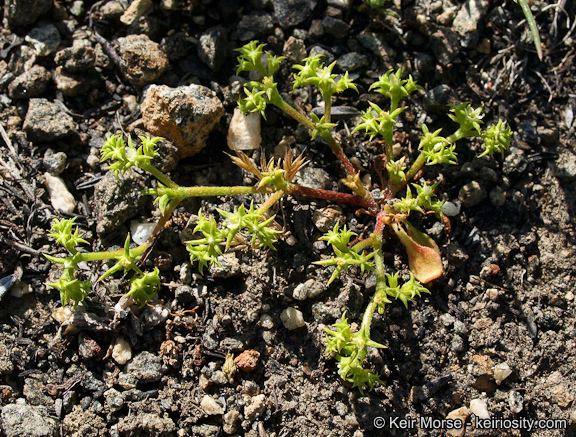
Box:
[23,99,77,142]
[1,403,57,437]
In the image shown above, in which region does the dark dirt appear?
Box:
[0,0,575,436]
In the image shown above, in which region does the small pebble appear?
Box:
[441,201,461,216]
[451,335,465,352]
[509,390,523,413]
[469,398,490,419]
[234,350,260,372]
[52,307,73,324]
[222,410,240,434]
[120,0,153,25]
[445,406,469,437]
[130,221,156,245]
[43,150,67,175]
[210,370,228,385]
[493,362,512,385]
[43,172,76,213]
[199,374,211,390]
[201,395,225,415]
[9,281,31,298]
[312,206,344,233]
[244,394,266,422]
[458,181,486,208]
[260,314,274,329]
[112,336,132,365]
[293,279,326,301]
[142,305,169,328]
[104,388,125,412]
[280,307,305,330]
[489,186,506,206]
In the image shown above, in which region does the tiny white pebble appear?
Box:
[293,283,308,301]
[52,306,73,324]
[130,221,156,245]
[201,395,225,415]
[280,307,305,330]
[112,336,132,365]
[493,362,512,385]
[442,200,461,217]
[469,398,490,419]
[260,314,274,329]
[44,172,76,213]
[9,280,31,298]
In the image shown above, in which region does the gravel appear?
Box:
[0,1,574,436]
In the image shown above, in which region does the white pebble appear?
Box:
[43,172,76,213]
[227,108,261,151]
[469,398,490,419]
[293,283,308,300]
[120,0,153,25]
[493,362,512,385]
[222,410,239,434]
[445,406,469,437]
[9,280,31,298]
[260,314,274,329]
[112,336,132,365]
[280,307,305,330]
[130,221,156,245]
[442,200,461,217]
[201,395,225,415]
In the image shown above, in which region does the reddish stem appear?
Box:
[289,185,365,206]
[374,212,388,236]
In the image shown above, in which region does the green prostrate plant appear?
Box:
[45,40,512,394]
[235,41,510,392]
[45,217,159,307]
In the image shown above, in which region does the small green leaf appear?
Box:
[236,40,267,75]
[48,218,88,253]
[369,69,422,105]
[419,124,457,166]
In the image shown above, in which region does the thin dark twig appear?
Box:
[76,174,105,190]
[1,237,41,256]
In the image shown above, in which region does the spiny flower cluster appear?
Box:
[314,225,375,285]
[100,134,162,176]
[187,205,280,273]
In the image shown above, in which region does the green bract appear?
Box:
[44,40,513,395]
